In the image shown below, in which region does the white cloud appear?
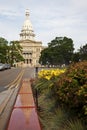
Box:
[0,0,87,51]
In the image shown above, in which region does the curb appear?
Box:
[0,86,20,130]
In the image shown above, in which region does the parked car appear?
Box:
[0,63,5,71]
[7,64,11,69]
[4,63,11,69]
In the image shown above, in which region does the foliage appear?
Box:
[39,48,51,65]
[39,37,74,65]
[0,37,24,65]
[72,43,87,63]
[65,120,85,130]
[54,61,87,124]
[79,44,87,61]
[35,69,85,129]
[38,69,66,80]
[34,61,87,129]
[0,37,8,63]
[35,68,65,96]
[72,52,80,63]
[9,40,24,66]
[39,102,85,130]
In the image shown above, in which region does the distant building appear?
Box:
[19,9,43,67]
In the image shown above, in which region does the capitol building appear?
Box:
[19,9,43,67]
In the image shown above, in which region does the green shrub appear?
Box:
[55,61,87,124]
[65,120,85,130]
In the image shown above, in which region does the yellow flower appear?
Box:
[38,68,66,80]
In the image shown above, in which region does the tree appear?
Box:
[72,52,80,63]
[0,37,24,65]
[39,48,53,65]
[39,37,74,66]
[9,41,24,66]
[0,37,8,63]
[79,44,87,61]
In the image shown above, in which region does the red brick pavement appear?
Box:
[7,79,41,130]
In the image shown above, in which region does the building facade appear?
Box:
[19,9,43,67]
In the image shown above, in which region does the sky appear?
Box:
[0,0,87,51]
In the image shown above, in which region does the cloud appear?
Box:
[0,0,87,51]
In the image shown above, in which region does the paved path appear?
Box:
[7,79,41,130]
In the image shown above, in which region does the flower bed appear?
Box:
[34,62,87,129]
[38,68,65,80]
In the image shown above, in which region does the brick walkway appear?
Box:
[7,79,41,130]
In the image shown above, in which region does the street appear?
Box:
[0,67,35,91]
[0,68,22,92]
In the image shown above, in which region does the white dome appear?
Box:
[22,10,33,31]
[20,9,35,41]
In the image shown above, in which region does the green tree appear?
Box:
[39,48,52,65]
[39,37,74,66]
[79,44,87,61]
[9,41,24,66]
[72,52,80,63]
[0,37,8,63]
